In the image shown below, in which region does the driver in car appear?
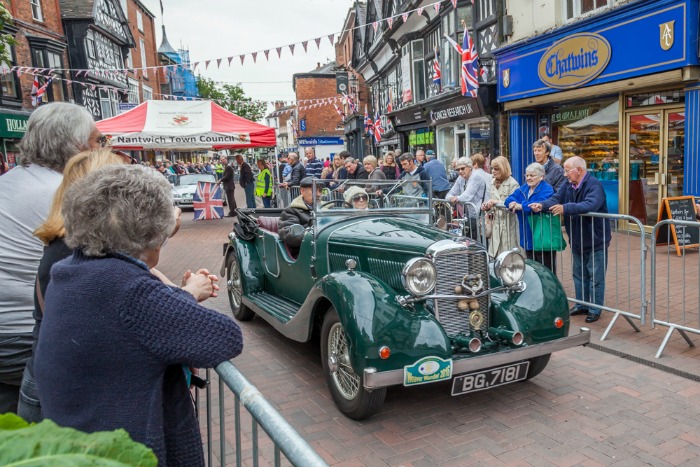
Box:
[279,177,323,257]
[343,185,369,210]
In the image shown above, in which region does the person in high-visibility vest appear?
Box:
[214,159,225,180]
[255,159,273,208]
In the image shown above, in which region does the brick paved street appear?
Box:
[157,196,700,466]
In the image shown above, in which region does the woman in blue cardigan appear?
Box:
[35,165,243,467]
[505,162,557,272]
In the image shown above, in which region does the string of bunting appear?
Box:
[13,66,348,112]
[2,0,468,76]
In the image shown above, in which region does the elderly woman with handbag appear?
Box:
[481,156,520,258]
[35,164,243,467]
[504,162,564,273]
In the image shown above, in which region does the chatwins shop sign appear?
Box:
[537,33,611,89]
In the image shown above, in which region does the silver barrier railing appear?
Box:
[479,207,648,341]
[201,362,327,467]
[650,219,700,358]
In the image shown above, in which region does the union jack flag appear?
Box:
[364,105,373,135]
[373,111,383,144]
[432,58,441,86]
[193,181,224,220]
[343,92,357,114]
[446,26,480,98]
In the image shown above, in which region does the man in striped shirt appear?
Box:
[304,147,323,178]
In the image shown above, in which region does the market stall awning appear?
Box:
[96,100,276,149]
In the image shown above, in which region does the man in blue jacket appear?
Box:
[531,156,611,323]
[422,150,451,199]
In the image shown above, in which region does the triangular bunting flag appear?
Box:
[264,50,270,60]
[402,12,409,22]
[417,7,424,15]
[228,56,234,66]
[451,0,458,8]
[315,37,322,49]
[328,34,334,45]
[289,44,295,55]
[216,58,222,68]
[252,52,257,63]
[387,17,394,29]
[373,21,379,33]
[434,3,441,13]
[302,41,308,52]
[193,62,199,71]
[239,55,244,65]
[276,47,282,58]
[205,60,211,70]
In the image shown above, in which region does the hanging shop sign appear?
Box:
[393,107,426,127]
[425,95,483,126]
[495,0,698,102]
[0,112,29,139]
[537,33,611,89]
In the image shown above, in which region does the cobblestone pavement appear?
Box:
[158,197,700,466]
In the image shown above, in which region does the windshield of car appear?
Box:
[311,179,433,228]
[177,174,216,186]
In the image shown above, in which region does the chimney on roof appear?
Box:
[317,62,320,69]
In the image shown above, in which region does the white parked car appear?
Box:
[171,173,224,209]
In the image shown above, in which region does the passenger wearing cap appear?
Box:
[344,185,369,210]
[422,149,451,199]
[278,176,322,257]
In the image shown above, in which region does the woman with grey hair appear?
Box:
[363,155,386,194]
[35,165,243,467]
[505,162,557,272]
[0,102,100,414]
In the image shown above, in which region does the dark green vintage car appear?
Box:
[222,180,590,419]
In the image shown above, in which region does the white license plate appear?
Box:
[451,361,530,396]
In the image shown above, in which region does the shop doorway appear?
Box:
[626,106,684,226]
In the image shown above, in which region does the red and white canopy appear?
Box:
[95,100,276,150]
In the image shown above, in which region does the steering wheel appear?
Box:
[320,199,352,209]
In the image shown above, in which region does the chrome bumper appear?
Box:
[363,327,590,390]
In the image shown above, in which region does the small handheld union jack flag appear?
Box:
[432,58,441,86]
[193,181,224,220]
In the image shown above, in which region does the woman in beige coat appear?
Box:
[481,156,520,258]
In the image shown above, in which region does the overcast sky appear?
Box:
[140,0,355,106]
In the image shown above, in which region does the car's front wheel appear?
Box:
[226,253,254,321]
[321,308,386,420]
[526,354,551,380]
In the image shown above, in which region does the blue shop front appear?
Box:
[494,0,700,226]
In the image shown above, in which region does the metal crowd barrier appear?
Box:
[475,207,648,341]
[199,362,327,467]
[650,219,700,358]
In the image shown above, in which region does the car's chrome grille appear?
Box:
[433,250,490,337]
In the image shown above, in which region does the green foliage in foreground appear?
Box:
[0,413,157,466]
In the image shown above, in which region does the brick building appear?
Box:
[0,0,73,167]
[336,2,370,159]
[119,0,161,105]
[265,100,297,153]
[293,61,345,160]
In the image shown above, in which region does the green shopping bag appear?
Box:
[527,213,567,252]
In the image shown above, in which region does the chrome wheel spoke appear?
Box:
[328,323,360,400]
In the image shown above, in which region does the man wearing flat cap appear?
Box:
[278,177,323,257]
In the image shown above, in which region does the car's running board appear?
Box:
[245,292,299,323]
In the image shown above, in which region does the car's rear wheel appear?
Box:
[226,253,254,321]
[526,354,551,380]
[321,308,386,420]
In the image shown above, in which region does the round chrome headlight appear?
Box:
[494,249,525,286]
[401,258,437,296]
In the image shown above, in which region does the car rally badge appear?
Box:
[403,356,452,386]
